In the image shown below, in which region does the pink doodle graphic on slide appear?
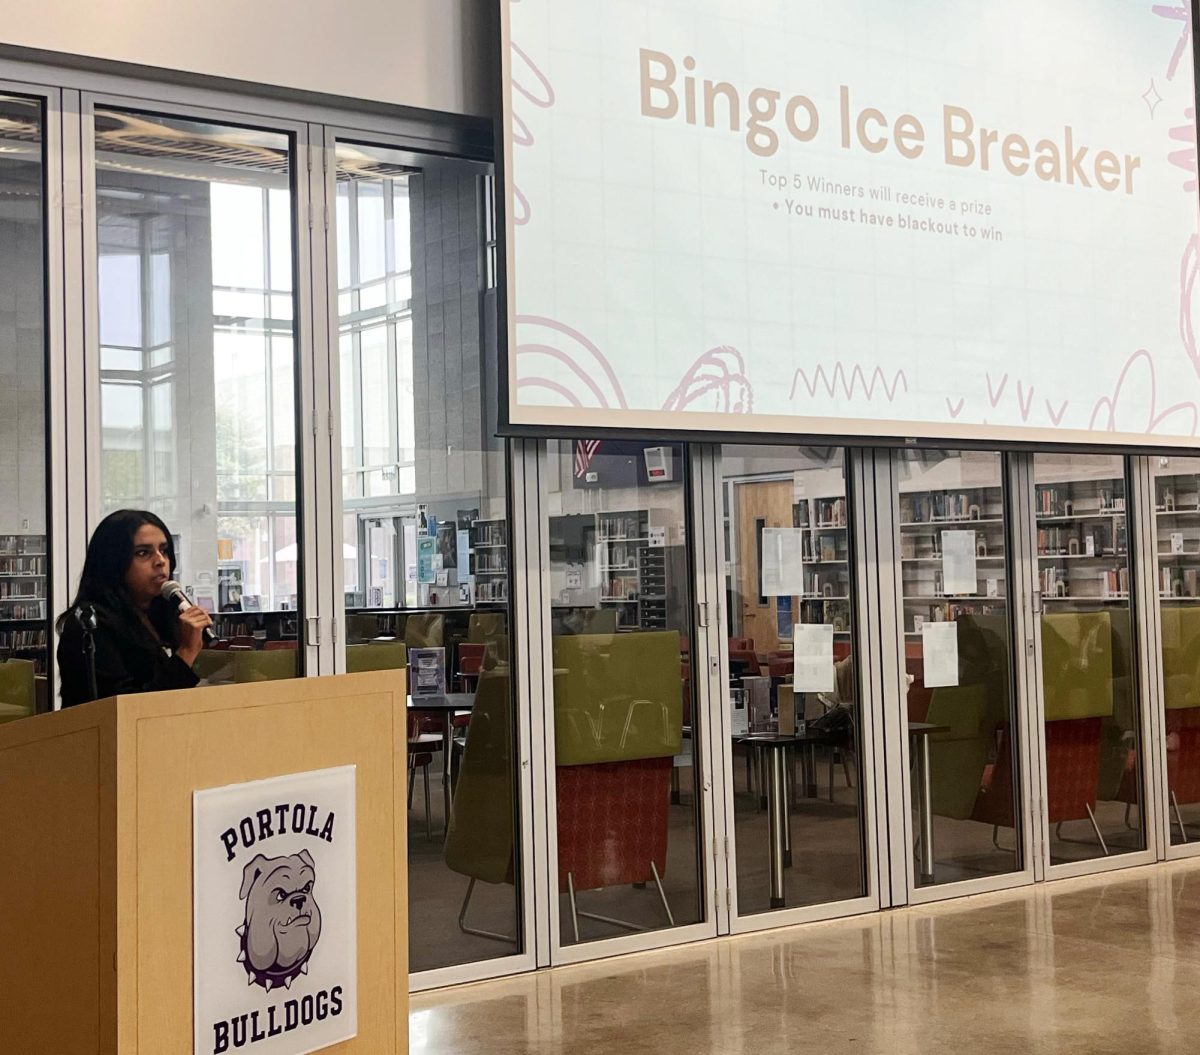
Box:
[516,316,753,414]
[1089,349,1198,436]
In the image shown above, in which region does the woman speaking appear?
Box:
[56,509,213,708]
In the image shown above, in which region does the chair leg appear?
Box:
[841,750,855,789]
[567,872,580,944]
[457,876,516,943]
[407,761,416,809]
[827,747,835,803]
[745,751,753,796]
[1084,803,1110,856]
[1172,791,1189,844]
[650,860,675,927]
[423,764,432,842]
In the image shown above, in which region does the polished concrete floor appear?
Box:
[411,858,1200,1054]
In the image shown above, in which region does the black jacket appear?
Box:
[57,601,199,708]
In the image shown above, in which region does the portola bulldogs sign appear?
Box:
[194,767,357,1055]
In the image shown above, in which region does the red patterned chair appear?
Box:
[551,630,683,940]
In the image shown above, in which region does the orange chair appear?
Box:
[408,712,444,841]
[728,649,761,677]
[263,639,298,651]
[456,642,487,692]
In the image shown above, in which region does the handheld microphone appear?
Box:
[160,580,216,642]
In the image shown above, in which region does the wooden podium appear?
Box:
[0,671,409,1055]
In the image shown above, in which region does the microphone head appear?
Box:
[160,579,185,603]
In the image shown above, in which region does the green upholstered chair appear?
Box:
[0,659,35,723]
[443,668,517,941]
[346,641,408,673]
[552,630,683,766]
[232,649,298,683]
[405,613,444,649]
[1041,611,1114,722]
[345,612,386,644]
[925,683,992,820]
[1161,605,1200,710]
[467,612,506,643]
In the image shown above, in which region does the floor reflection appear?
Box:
[412,861,1200,1055]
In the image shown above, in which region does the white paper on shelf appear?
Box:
[921,622,960,688]
[941,530,977,594]
[761,527,806,596]
[1172,532,1185,554]
[793,623,835,692]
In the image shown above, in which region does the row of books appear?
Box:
[900,492,989,524]
[0,601,45,620]
[1036,486,1125,517]
[0,535,45,556]
[0,583,41,599]
[794,498,848,529]
[1162,568,1200,598]
[0,628,46,650]
[0,556,45,575]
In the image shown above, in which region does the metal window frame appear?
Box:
[0,79,66,707]
[706,445,882,936]
[533,440,719,969]
[1140,455,1200,862]
[881,447,1039,907]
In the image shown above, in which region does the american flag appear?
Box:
[573,439,602,480]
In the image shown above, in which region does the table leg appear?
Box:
[442,712,455,836]
[768,747,787,909]
[916,733,935,883]
[782,746,792,869]
[804,742,818,798]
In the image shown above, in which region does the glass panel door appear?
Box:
[91,108,302,678]
[544,439,705,948]
[1033,453,1144,863]
[326,139,521,974]
[719,445,867,915]
[895,449,1022,888]
[1152,456,1200,848]
[0,93,51,713]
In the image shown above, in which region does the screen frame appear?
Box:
[497,0,1200,455]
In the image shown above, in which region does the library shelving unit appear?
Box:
[792,496,851,634]
[1035,475,1129,606]
[1153,470,1200,604]
[0,534,48,672]
[596,509,650,629]
[898,485,1008,634]
[472,518,509,605]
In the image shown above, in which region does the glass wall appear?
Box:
[1152,456,1200,846]
[0,94,49,717]
[896,449,1021,886]
[93,109,301,678]
[545,439,702,944]
[721,446,866,913]
[1034,454,1144,862]
[330,142,519,973]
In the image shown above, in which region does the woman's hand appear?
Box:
[176,606,213,666]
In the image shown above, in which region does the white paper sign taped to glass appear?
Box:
[793,623,835,692]
[194,766,358,1055]
[921,622,960,688]
[941,530,978,595]
[760,527,806,596]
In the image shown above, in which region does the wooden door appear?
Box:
[733,480,794,654]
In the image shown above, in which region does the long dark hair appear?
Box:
[56,509,180,644]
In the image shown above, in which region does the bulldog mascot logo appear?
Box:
[236,850,323,992]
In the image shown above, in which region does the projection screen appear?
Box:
[502,0,1200,446]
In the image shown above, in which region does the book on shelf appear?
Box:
[902,491,987,523]
[1104,567,1129,597]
